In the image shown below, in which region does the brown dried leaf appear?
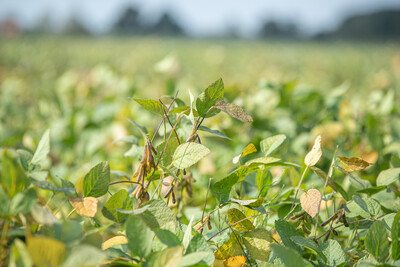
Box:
[223,256,246,267]
[214,100,253,122]
[69,197,98,218]
[337,156,372,172]
[304,135,322,167]
[300,189,321,218]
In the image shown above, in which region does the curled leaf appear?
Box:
[300,189,321,218]
[337,156,372,172]
[69,197,98,218]
[304,136,322,167]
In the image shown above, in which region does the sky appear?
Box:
[1,0,400,37]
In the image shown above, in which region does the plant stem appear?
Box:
[159,99,181,145]
[109,180,141,186]
[200,178,212,234]
[288,166,309,218]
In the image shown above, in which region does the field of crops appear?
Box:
[1,36,400,266]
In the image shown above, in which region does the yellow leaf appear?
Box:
[27,237,66,267]
[215,232,242,260]
[228,208,255,232]
[300,189,321,218]
[337,156,372,172]
[69,197,98,217]
[304,136,322,167]
[223,256,246,267]
[102,236,128,250]
[241,144,257,157]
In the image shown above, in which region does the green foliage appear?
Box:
[173,142,210,169]
[196,78,224,117]
[83,161,110,197]
[102,189,133,223]
[365,221,390,263]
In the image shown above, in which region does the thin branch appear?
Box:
[287,166,309,219]
[159,99,181,145]
[207,213,265,242]
[200,178,213,234]
[109,180,141,186]
[316,218,371,240]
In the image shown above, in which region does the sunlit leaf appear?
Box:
[376,167,400,186]
[102,189,132,223]
[62,245,106,267]
[173,142,210,169]
[186,234,214,266]
[214,100,253,122]
[260,134,286,156]
[212,167,249,203]
[146,246,183,267]
[311,166,337,191]
[214,232,242,259]
[198,126,232,140]
[196,78,224,117]
[300,189,321,218]
[27,237,66,267]
[224,255,246,267]
[69,197,98,218]
[1,149,30,197]
[242,229,271,262]
[304,135,322,167]
[126,215,153,258]
[83,161,110,198]
[270,243,304,267]
[228,208,255,231]
[102,236,128,250]
[30,129,50,167]
[319,240,346,267]
[31,204,58,225]
[337,156,372,172]
[131,98,166,116]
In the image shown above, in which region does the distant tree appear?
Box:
[62,16,90,36]
[113,7,144,35]
[148,13,185,36]
[259,21,298,39]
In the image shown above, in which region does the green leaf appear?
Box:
[155,137,180,167]
[376,168,400,186]
[391,211,400,261]
[145,246,183,267]
[196,78,224,117]
[62,244,106,267]
[1,149,30,197]
[198,126,232,140]
[212,167,248,203]
[83,161,110,197]
[126,215,153,258]
[347,196,382,218]
[365,220,390,262]
[30,129,50,167]
[274,219,303,253]
[30,178,76,194]
[127,118,148,137]
[228,208,255,231]
[154,229,181,247]
[260,134,286,156]
[51,220,83,244]
[183,216,194,251]
[179,252,211,267]
[102,189,132,223]
[242,229,271,262]
[270,243,304,267]
[230,198,264,209]
[213,100,253,122]
[319,240,346,267]
[17,149,33,171]
[9,238,33,267]
[357,185,387,196]
[9,188,37,216]
[291,236,327,263]
[31,204,58,225]
[131,98,166,116]
[0,187,10,217]
[173,143,210,169]
[186,234,214,266]
[27,236,67,267]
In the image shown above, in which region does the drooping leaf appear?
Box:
[198,126,232,140]
[173,142,210,169]
[304,135,322,167]
[337,156,372,172]
[300,189,321,218]
[27,236,67,267]
[274,219,303,253]
[196,78,224,117]
[391,211,400,261]
[102,236,128,250]
[228,208,255,231]
[214,232,242,260]
[242,229,271,262]
[1,149,30,197]
[145,246,183,267]
[30,129,50,167]
[214,100,253,122]
[260,134,286,156]
[69,197,98,218]
[102,189,132,223]
[126,215,153,258]
[365,220,390,263]
[83,161,110,198]
[270,243,304,267]
[62,245,106,267]
[376,168,400,186]
[131,98,166,116]
[319,240,346,267]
